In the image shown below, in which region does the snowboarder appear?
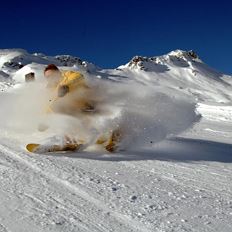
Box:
[43,64,94,114]
[27,64,121,153]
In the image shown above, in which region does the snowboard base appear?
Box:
[26,143,83,153]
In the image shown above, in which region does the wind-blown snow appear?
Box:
[0,73,199,153]
[0,49,232,232]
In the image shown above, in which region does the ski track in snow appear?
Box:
[0,144,153,232]
[1,137,232,232]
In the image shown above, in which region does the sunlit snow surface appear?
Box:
[0,49,232,232]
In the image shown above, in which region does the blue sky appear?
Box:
[0,0,232,73]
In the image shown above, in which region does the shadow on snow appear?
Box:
[48,137,232,163]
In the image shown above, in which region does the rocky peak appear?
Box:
[55,55,83,67]
[124,50,201,71]
[168,50,199,60]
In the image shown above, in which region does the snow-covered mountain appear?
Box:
[0,49,99,77]
[0,48,232,232]
[1,48,231,103]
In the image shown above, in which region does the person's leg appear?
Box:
[105,129,122,152]
[96,129,122,152]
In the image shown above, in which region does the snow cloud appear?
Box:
[0,70,199,151]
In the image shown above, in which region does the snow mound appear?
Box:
[0,49,57,74]
[0,70,9,79]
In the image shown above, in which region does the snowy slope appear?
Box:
[0,49,98,77]
[0,49,232,232]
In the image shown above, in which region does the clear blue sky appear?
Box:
[1,0,232,74]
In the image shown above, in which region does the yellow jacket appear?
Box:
[58,70,87,92]
[46,70,92,114]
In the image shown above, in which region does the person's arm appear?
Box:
[58,85,69,97]
[57,72,87,97]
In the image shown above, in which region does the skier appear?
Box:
[27,64,121,153]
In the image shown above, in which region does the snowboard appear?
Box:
[26,142,84,153]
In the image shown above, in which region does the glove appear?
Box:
[58,85,69,97]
